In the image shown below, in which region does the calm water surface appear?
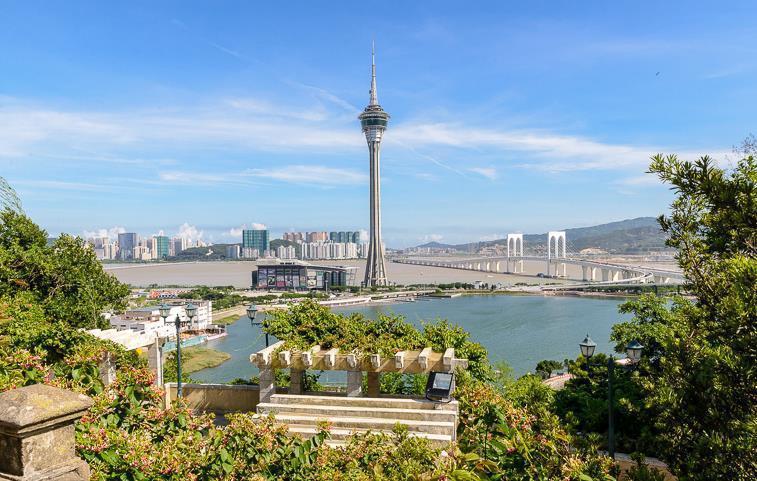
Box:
[191,294,631,383]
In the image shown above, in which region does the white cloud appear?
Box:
[177,223,203,241]
[420,234,444,243]
[226,222,266,239]
[468,167,497,180]
[83,226,125,239]
[228,226,245,237]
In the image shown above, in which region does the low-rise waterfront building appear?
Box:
[252,261,357,290]
[110,299,213,335]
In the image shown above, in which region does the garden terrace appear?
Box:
[251,341,468,401]
[251,342,467,447]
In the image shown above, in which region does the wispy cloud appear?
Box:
[12,180,113,192]
[249,165,366,186]
[468,167,497,180]
[0,97,729,179]
[392,122,729,172]
[703,65,747,79]
[158,165,366,188]
[615,174,662,187]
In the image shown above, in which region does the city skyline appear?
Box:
[2,2,756,247]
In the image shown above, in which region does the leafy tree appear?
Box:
[555,353,659,455]
[609,152,756,479]
[535,359,564,379]
[0,210,129,329]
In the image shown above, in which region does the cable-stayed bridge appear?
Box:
[395,231,685,286]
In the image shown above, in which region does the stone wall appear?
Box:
[164,383,261,414]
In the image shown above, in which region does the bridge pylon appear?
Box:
[547,231,567,277]
[506,233,524,273]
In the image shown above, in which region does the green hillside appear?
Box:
[418,217,671,254]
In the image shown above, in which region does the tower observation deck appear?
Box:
[359,44,390,287]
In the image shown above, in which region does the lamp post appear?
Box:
[578,334,643,459]
[175,303,197,399]
[158,303,171,385]
[247,304,268,347]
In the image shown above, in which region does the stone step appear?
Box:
[286,424,453,446]
[261,413,455,435]
[257,402,457,423]
[269,394,457,411]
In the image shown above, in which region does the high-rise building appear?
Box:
[155,236,170,258]
[118,232,138,260]
[359,44,390,286]
[172,237,187,256]
[306,231,328,243]
[226,245,241,259]
[276,245,296,260]
[283,232,305,243]
[242,229,269,254]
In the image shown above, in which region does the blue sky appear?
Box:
[1,1,755,247]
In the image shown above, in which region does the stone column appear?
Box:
[289,369,303,395]
[0,384,93,481]
[366,372,380,398]
[259,367,275,404]
[147,338,163,387]
[98,352,117,386]
[346,371,363,397]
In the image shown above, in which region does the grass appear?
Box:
[213,314,243,325]
[181,347,231,373]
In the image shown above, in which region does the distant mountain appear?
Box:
[416,217,671,255]
[417,241,457,249]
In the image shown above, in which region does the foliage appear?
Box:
[604,153,757,480]
[376,372,426,395]
[0,210,130,329]
[554,354,660,455]
[177,286,247,310]
[264,299,491,383]
[624,453,667,481]
[0,291,141,395]
[535,359,565,379]
[455,380,615,480]
[76,365,467,480]
[0,176,23,214]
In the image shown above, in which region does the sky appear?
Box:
[1,1,755,247]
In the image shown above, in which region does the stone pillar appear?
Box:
[259,367,275,404]
[289,369,303,395]
[0,384,93,481]
[366,372,380,398]
[98,352,117,386]
[346,371,363,397]
[147,338,163,387]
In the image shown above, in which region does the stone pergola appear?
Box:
[251,341,469,403]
